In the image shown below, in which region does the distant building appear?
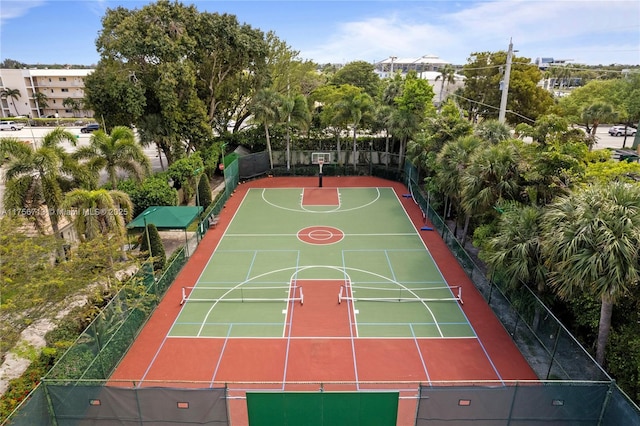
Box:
[0,68,94,119]
[534,57,573,70]
[373,54,451,79]
[373,55,465,105]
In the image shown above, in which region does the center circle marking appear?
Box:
[297,226,345,245]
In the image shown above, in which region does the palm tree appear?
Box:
[459,141,522,245]
[542,181,640,365]
[73,126,151,189]
[434,135,482,225]
[580,102,617,150]
[475,119,511,144]
[1,128,87,237]
[251,88,282,169]
[485,202,548,294]
[372,104,394,168]
[63,98,81,118]
[1,88,21,116]
[62,188,133,241]
[484,202,549,331]
[389,108,420,171]
[34,91,49,117]
[334,90,373,171]
[435,65,457,106]
[280,93,311,170]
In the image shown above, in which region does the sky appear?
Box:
[1,0,639,67]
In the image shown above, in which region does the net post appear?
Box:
[338,286,343,304]
[300,287,304,305]
[180,287,187,305]
[458,286,464,305]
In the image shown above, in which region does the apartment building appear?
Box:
[0,68,94,119]
[373,55,465,105]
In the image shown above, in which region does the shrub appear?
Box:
[197,176,212,208]
[139,223,166,271]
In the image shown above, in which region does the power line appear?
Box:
[452,93,536,123]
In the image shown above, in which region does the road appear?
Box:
[0,125,167,173]
[0,126,168,211]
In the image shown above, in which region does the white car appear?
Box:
[0,121,25,131]
[608,125,637,137]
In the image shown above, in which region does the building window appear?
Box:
[59,77,67,82]
[51,89,54,93]
[61,88,69,92]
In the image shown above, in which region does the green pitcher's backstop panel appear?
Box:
[246,392,398,426]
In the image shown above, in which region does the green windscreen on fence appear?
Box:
[246,392,398,426]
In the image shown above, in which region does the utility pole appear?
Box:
[498,39,514,124]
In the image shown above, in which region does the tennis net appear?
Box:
[338,283,463,305]
[181,285,303,305]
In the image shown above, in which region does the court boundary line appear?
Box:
[392,188,505,383]
[300,187,341,210]
[258,187,381,213]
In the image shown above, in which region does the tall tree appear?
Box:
[73,125,151,189]
[432,135,482,225]
[330,60,381,98]
[333,86,373,170]
[62,98,82,118]
[392,72,435,169]
[0,88,21,116]
[435,64,457,105]
[250,88,282,169]
[192,11,268,130]
[542,181,640,365]
[34,91,49,116]
[93,1,236,155]
[459,140,523,244]
[459,51,553,124]
[580,102,617,150]
[1,129,88,237]
[280,93,311,170]
[309,84,349,162]
[83,60,147,131]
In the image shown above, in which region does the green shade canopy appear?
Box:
[127,206,203,230]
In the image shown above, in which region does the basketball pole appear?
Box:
[318,161,323,187]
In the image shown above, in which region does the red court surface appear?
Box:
[110,176,537,425]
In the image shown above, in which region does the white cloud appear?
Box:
[300,0,640,65]
[0,0,45,25]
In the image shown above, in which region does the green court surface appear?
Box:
[171,187,474,339]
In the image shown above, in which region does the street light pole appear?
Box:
[193,168,203,210]
[143,216,152,260]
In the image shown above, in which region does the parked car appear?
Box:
[0,120,25,131]
[608,125,637,137]
[80,123,100,133]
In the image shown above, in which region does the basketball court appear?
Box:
[110,174,536,425]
